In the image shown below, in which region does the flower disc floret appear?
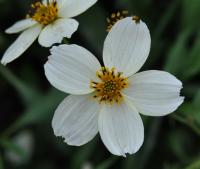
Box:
[106,11,140,32]
[29,1,58,25]
[106,11,128,32]
[90,67,128,104]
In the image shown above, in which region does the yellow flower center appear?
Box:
[106,11,141,32]
[132,15,141,23]
[27,0,58,25]
[106,11,129,32]
[90,67,128,104]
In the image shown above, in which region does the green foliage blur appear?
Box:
[0,0,200,169]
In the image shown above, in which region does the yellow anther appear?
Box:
[106,10,129,32]
[27,0,58,25]
[111,13,116,18]
[132,15,141,24]
[106,11,141,31]
[90,67,128,105]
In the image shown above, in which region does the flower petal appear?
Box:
[38,18,78,47]
[44,44,101,95]
[52,94,100,146]
[123,70,184,116]
[1,24,42,65]
[58,0,97,18]
[103,17,151,77]
[5,19,37,34]
[98,102,144,156]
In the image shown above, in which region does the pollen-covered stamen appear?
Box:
[106,10,128,32]
[90,67,128,104]
[132,15,140,24]
[27,0,58,25]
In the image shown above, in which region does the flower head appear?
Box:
[28,1,58,25]
[1,0,98,65]
[44,17,184,156]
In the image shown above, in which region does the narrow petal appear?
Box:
[38,18,78,47]
[123,70,184,116]
[52,94,100,146]
[98,102,144,156]
[1,24,42,65]
[5,19,37,34]
[103,17,151,77]
[44,44,101,95]
[58,0,97,18]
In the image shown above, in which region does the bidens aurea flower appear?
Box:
[1,0,97,65]
[44,17,184,156]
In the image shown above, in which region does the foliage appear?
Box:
[0,0,200,169]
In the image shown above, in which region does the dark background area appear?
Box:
[0,0,200,169]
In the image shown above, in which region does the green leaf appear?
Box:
[184,158,200,169]
[182,0,200,29]
[178,89,200,126]
[153,0,180,38]
[164,30,191,76]
[183,33,200,80]
[168,129,190,161]
[173,104,200,136]
[146,0,181,68]
[0,65,40,105]
[136,119,162,169]
[16,89,64,126]
[192,90,200,125]
[0,154,4,169]
[2,88,65,137]
[193,89,200,107]
[0,138,26,159]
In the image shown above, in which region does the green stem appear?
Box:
[1,124,18,138]
[0,154,4,169]
[171,114,200,136]
[153,0,181,38]
[138,119,162,169]
[0,64,39,105]
[184,158,200,169]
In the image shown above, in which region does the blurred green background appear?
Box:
[0,0,200,169]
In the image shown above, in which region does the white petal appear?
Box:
[103,17,151,77]
[58,0,97,18]
[44,44,101,95]
[98,102,144,156]
[52,94,100,146]
[123,70,184,116]
[1,24,42,65]
[5,19,37,34]
[38,18,78,47]
[42,0,54,5]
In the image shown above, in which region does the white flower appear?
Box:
[1,0,97,65]
[44,17,184,156]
